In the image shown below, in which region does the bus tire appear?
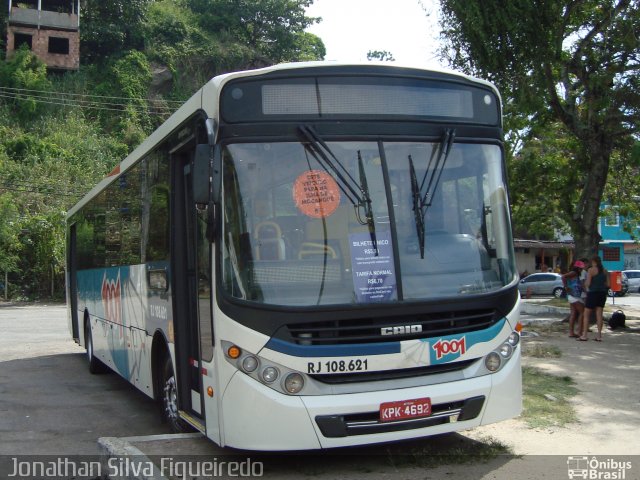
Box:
[85,319,107,374]
[161,356,192,432]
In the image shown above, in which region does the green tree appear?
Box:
[439,0,640,257]
[0,4,6,59]
[0,193,21,298]
[367,50,395,62]
[290,31,326,61]
[0,109,124,298]
[80,0,152,63]
[187,0,322,62]
[0,47,52,119]
[508,122,578,239]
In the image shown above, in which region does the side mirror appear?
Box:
[206,146,222,242]
[193,144,212,205]
[212,145,221,203]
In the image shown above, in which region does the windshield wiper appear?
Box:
[297,125,378,255]
[409,154,425,258]
[409,128,456,259]
[298,126,374,223]
[298,125,363,208]
[358,150,377,255]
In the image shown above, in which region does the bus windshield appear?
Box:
[221,140,516,306]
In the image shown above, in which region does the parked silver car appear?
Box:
[518,272,565,298]
[622,270,640,293]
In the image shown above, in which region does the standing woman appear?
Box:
[562,260,585,337]
[580,255,609,341]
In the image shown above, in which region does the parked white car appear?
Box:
[623,270,640,293]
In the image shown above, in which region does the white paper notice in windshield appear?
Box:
[349,231,397,303]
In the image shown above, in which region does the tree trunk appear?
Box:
[572,141,612,260]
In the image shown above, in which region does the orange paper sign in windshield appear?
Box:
[293,170,341,218]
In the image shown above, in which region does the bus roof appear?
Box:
[67,62,500,219]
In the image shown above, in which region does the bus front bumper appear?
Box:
[219,350,521,450]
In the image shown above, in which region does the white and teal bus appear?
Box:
[66,62,521,450]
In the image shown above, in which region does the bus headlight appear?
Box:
[241,355,259,373]
[485,352,502,372]
[499,343,513,358]
[485,330,519,373]
[284,373,304,394]
[262,366,279,383]
[221,341,310,396]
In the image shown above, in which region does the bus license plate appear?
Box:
[380,397,432,422]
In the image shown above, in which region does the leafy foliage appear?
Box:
[0,0,326,299]
[439,0,640,256]
[0,110,127,298]
[188,0,322,62]
[80,0,152,63]
[0,193,21,275]
[509,122,579,239]
[367,50,395,62]
[0,48,52,119]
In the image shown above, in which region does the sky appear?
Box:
[305,0,445,68]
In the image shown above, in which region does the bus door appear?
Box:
[171,151,215,430]
[68,223,80,342]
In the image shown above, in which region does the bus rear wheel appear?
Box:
[161,356,192,432]
[85,319,107,374]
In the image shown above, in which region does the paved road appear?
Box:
[0,303,171,455]
[2,303,638,480]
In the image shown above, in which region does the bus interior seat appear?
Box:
[298,242,337,260]
[303,206,355,261]
[253,221,286,260]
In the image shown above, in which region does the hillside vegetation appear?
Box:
[0,0,325,299]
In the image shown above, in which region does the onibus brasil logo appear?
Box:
[567,456,633,479]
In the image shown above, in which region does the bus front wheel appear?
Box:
[161,356,191,432]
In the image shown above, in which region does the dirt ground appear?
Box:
[465,317,640,456]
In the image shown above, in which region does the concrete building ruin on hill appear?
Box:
[6,0,80,70]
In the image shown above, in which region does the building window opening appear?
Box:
[14,33,33,50]
[48,36,70,55]
[602,247,620,262]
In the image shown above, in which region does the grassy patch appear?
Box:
[522,342,562,358]
[523,321,567,335]
[260,434,513,473]
[381,434,512,468]
[522,366,578,428]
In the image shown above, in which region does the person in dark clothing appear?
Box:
[579,255,609,341]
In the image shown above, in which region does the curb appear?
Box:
[98,433,204,480]
[520,302,567,317]
[520,301,640,320]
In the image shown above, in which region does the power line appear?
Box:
[0,88,178,116]
[0,176,94,195]
[0,85,184,104]
[0,93,174,116]
[0,178,89,197]
[0,182,85,197]
[0,185,83,198]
